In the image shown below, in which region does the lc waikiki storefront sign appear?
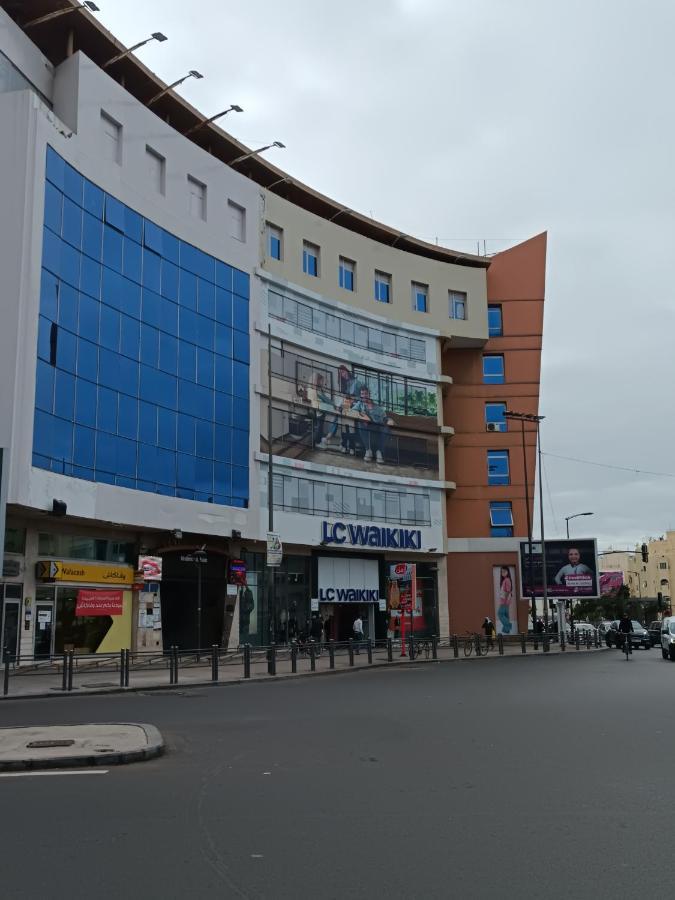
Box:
[320,521,422,551]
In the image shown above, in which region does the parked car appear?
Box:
[605,620,651,650]
[648,620,662,647]
[598,620,613,637]
[661,617,675,660]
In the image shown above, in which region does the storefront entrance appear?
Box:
[160,550,229,650]
[0,584,22,662]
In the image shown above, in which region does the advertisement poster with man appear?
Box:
[492,565,517,634]
[386,563,423,638]
[519,539,599,598]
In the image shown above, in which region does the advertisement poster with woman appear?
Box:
[493,565,517,635]
[387,563,423,638]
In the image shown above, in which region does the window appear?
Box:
[187,175,206,220]
[267,223,282,260]
[485,402,507,432]
[100,111,122,165]
[145,146,165,195]
[488,305,503,336]
[661,578,669,587]
[303,241,320,277]
[4,527,25,554]
[412,282,428,313]
[489,501,513,537]
[228,200,246,242]
[659,562,668,569]
[374,271,391,304]
[487,450,510,486]
[449,290,467,320]
[339,257,355,291]
[483,354,505,384]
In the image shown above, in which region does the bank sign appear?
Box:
[321,521,422,550]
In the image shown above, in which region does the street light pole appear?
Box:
[565,511,594,539]
[267,324,276,644]
[536,418,549,632]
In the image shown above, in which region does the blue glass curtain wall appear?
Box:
[34,146,250,507]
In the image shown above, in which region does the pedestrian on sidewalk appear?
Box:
[482,616,495,650]
[353,613,364,654]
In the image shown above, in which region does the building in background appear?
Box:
[0,1,546,661]
[600,536,673,606]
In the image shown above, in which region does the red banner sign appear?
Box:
[75,589,124,617]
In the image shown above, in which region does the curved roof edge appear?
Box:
[3,0,490,269]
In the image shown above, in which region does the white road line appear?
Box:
[0,769,109,778]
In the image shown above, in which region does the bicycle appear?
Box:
[412,638,432,659]
[463,633,489,657]
[621,632,632,660]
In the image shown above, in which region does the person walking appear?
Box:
[353,612,364,654]
[482,616,495,650]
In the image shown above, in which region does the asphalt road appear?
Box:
[0,649,670,899]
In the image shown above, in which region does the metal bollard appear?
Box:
[211,645,219,681]
[124,648,130,687]
[387,638,393,662]
[348,640,355,667]
[474,633,481,657]
[432,635,438,660]
[120,648,126,687]
[268,643,277,676]
[329,640,336,669]
[243,643,251,679]
[62,651,69,691]
[575,631,581,651]
[498,634,504,656]
[533,633,539,651]
[453,634,459,658]
[3,647,9,697]
[560,632,566,652]
[367,639,373,665]
[544,633,550,653]
[67,650,74,692]
[594,629,599,648]
[409,637,415,661]
[585,632,591,650]
[520,633,526,654]
[173,645,179,684]
[291,644,298,673]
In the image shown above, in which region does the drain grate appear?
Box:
[26,739,75,749]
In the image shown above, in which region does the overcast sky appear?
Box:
[97,0,675,549]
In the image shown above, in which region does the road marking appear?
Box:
[0,769,109,778]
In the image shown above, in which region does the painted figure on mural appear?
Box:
[497,565,514,634]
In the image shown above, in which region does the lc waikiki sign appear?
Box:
[321,521,422,551]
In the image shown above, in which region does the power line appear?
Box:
[542,451,675,479]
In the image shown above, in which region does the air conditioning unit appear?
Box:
[486,422,500,432]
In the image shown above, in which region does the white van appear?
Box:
[660,617,675,660]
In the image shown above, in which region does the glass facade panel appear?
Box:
[34,147,250,508]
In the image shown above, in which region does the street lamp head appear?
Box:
[230,104,244,113]
[83,2,100,10]
[272,140,285,149]
[151,32,168,42]
[189,70,203,79]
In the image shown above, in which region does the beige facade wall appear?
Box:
[261,191,489,342]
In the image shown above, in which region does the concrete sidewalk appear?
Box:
[0,640,609,701]
[0,723,164,770]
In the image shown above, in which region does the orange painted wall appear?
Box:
[444,233,547,629]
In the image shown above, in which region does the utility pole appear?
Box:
[267,324,276,644]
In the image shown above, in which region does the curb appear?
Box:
[0,646,609,703]
[0,723,164,771]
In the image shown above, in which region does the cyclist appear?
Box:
[482,617,495,651]
[618,613,633,654]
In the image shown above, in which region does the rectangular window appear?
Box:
[660,562,668,569]
[145,146,165,195]
[266,223,282,260]
[187,175,206,221]
[374,271,391,304]
[100,111,122,165]
[449,290,467,320]
[482,354,505,384]
[302,241,320,277]
[487,449,510,486]
[488,304,503,336]
[339,257,355,291]
[228,200,246,242]
[485,402,507,432]
[489,501,513,537]
[412,282,428,313]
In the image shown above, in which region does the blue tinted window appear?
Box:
[216,261,233,291]
[176,453,195,491]
[73,425,96,468]
[215,426,231,463]
[104,195,125,232]
[488,305,503,337]
[61,242,80,288]
[233,362,249,399]
[120,315,140,360]
[54,370,75,420]
[58,284,78,332]
[123,238,142,283]
[56,328,76,373]
[80,256,101,298]
[116,436,137,477]
[214,355,232,393]
[179,270,197,310]
[99,348,120,387]
[233,336,249,364]
[83,180,104,218]
[195,458,214,494]
[179,308,198,344]
[196,421,214,458]
[102,225,123,272]
[33,410,53,458]
[40,270,59,320]
[155,448,176,486]
[159,333,178,375]
[215,288,232,325]
[118,356,139,397]
[142,248,161,292]
[162,229,180,264]
[77,338,98,382]
[232,466,248,498]
[482,355,505,384]
[214,392,232,426]
[96,431,117,475]
[44,182,63,233]
[177,414,195,454]
[140,325,159,368]
[232,296,248,334]
[161,260,179,301]
[198,278,215,319]
[46,146,66,189]
[160,298,178,337]
[118,395,138,439]
[97,386,118,433]
[233,269,248,299]
[487,450,510,486]
[232,429,248,467]
[99,305,120,352]
[490,500,513,530]
[124,208,143,242]
[214,461,231,496]
[35,360,54,412]
[37,316,52,362]
[214,323,232,359]
[75,378,97,427]
[196,349,214,387]
[78,294,99,342]
[140,365,177,409]
[62,198,83,248]
[52,416,74,465]
[142,290,161,328]
[143,220,163,254]
[139,402,157,445]
[63,164,83,205]
[42,227,61,276]
[82,212,103,261]
[158,408,176,450]
[179,381,212,419]
[195,314,214,350]
[178,341,196,382]
[269,234,281,260]
[485,402,507,430]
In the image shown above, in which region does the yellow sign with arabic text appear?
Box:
[36,560,134,586]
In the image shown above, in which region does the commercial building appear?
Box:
[0,1,546,661]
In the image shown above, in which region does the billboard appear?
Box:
[599,571,624,596]
[519,539,599,599]
[493,565,517,635]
